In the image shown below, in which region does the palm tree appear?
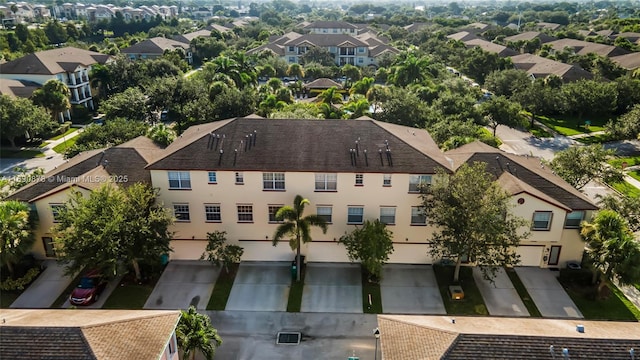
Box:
[318,86,343,106]
[31,79,71,122]
[176,306,222,360]
[388,53,432,87]
[0,201,35,277]
[343,94,370,119]
[286,63,305,80]
[580,210,640,297]
[350,77,374,96]
[273,195,328,281]
[147,124,176,146]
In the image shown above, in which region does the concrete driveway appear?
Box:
[473,267,529,317]
[144,261,219,310]
[515,267,583,318]
[380,265,446,314]
[301,263,362,313]
[10,260,74,309]
[225,262,290,312]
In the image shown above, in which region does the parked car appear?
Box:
[69,269,107,306]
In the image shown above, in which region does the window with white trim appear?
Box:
[207,171,217,184]
[411,206,426,225]
[268,205,283,223]
[380,207,396,225]
[315,173,337,191]
[173,204,190,221]
[355,174,363,186]
[237,205,253,222]
[383,174,392,186]
[317,206,332,223]
[50,204,64,223]
[564,211,585,228]
[168,171,191,189]
[235,172,244,184]
[204,204,221,222]
[532,211,553,230]
[409,175,431,192]
[347,206,364,224]
[263,172,285,190]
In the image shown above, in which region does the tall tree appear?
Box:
[421,162,530,282]
[549,145,624,190]
[54,183,173,281]
[31,79,71,122]
[597,194,640,233]
[0,201,35,277]
[606,104,640,140]
[513,80,553,128]
[0,95,50,148]
[272,195,328,281]
[99,87,149,122]
[285,63,305,80]
[176,306,223,360]
[480,96,525,136]
[201,230,244,273]
[339,219,394,281]
[580,210,640,297]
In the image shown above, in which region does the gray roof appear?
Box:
[504,31,557,44]
[303,21,357,30]
[0,47,110,75]
[0,79,40,98]
[510,53,594,82]
[447,31,478,42]
[303,78,342,89]
[611,52,640,70]
[146,117,452,174]
[0,326,96,360]
[283,34,369,48]
[121,37,189,55]
[546,39,629,57]
[463,38,519,57]
[173,29,211,44]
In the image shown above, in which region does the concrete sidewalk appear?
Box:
[10,260,74,309]
[473,267,529,317]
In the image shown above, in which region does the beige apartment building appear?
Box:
[10,117,597,268]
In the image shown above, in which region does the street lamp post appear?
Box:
[373,328,381,360]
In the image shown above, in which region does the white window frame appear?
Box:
[263,172,285,190]
[207,171,217,184]
[379,207,396,225]
[347,206,364,224]
[315,173,337,191]
[409,175,431,193]
[268,205,283,223]
[237,204,253,222]
[317,206,333,223]
[168,171,191,189]
[204,204,221,222]
[355,174,363,186]
[50,203,64,223]
[173,203,190,222]
[411,206,426,225]
[532,211,553,231]
[235,172,244,184]
[564,210,584,229]
[383,174,392,186]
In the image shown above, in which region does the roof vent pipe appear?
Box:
[379,149,384,166]
[550,345,556,359]
[364,149,368,166]
[562,348,569,359]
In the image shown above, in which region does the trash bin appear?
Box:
[160,254,169,266]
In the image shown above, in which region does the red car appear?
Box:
[69,270,107,306]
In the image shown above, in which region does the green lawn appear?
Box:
[628,170,640,182]
[529,125,553,138]
[362,267,383,314]
[52,138,77,154]
[505,268,542,317]
[286,265,304,312]
[50,128,78,141]
[610,181,640,198]
[433,265,488,315]
[0,149,45,158]
[0,291,21,308]
[206,263,238,311]
[102,282,154,309]
[609,156,640,169]
[575,134,614,144]
[535,115,607,136]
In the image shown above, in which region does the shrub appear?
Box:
[0,267,41,291]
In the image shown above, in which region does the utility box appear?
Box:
[449,285,464,300]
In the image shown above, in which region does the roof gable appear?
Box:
[0,47,110,75]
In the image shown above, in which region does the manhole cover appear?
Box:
[276,332,301,345]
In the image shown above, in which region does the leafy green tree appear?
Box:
[285,63,305,80]
[272,195,328,281]
[549,145,624,190]
[0,95,50,148]
[513,80,554,128]
[388,52,432,87]
[421,162,530,282]
[580,210,640,297]
[200,230,244,273]
[373,86,428,127]
[147,124,176,146]
[0,201,35,277]
[480,96,525,136]
[177,306,223,360]
[597,194,640,233]
[350,77,374,96]
[54,183,173,281]
[606,104,640,140]
[43,20,68,44]
[561,80,617,122]
[66,118,148,158]
[269,102,321,119]
[460,47,512,84]
[339,219,394,282]
[99,87,149,122]
[301,46,335,66]
[484,69,532,98]
[341,64,361,85]
[31,79,71,122]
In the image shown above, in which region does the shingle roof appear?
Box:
[173,29,211,44]
[536,22,562,30]
[303,78,343,89]
[463,39,519,57]
[121,37,189,55]
[283,33,369,48]
[0,79,39,98]
[7,136,162,202]
[611,52,640,70]
[205,23,232,33]
[510,53,594,82]
[303,21,357,30]
[504,31,556,43]
[0,47,110,75]
[445,141,597,210]
[147,117,452,174]
[379,315,640,360]
[546,39,629,57]
[446,31,478,42]
[0,310,180,360]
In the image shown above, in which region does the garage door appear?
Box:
[516,246,544,266]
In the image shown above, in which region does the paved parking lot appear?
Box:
[380,265,446,314]
[301,263,362,313]
[226,262,290,312]
[144,261,219,310]
[515,267,583,318]
[473,267,529,317]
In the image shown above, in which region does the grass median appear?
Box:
[206,263,238,310]
[433,264,488,316]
